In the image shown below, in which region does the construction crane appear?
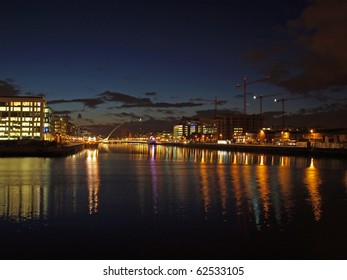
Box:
[273,96,303,130]
[253,93,278,115]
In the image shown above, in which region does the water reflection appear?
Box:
[0,144,346,233]
[256,157,271,221]
[216,164,228,218]
[149,145,159,215]
[278,162,294,221]
[130,145,331,228]
[0,158,50,221]
[198,163,211,218]
[86,149,100,214]
[304,158,322,221]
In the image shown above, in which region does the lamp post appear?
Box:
[236,76,269,133]
[253,95,263,115]
[274,98,285,130]
[236,77,247,134]
[254,95,264,130]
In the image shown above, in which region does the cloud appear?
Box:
[49,91,151,108]
[98,91,152,106]
[234,92,255,99]
[243,50,267,64]
[48,90,203,111]
[48,98,105,109]
[121,101,203,108]
[193,108,241,119]
[296,102,344,115]
[245,0,347,96]
[145,92,157,96]
[190,98,228,106]
[156,108,177,115]
[84,118,95,123]
[111,112,141,120]
[54,110,74,115]
[278,0,347,93]
[0,79,20,96]
[24,91,46,97]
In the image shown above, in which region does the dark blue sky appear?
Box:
[1,0,347,129]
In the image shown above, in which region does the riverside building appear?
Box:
[173,119,217,142]
[213,113,263,142]
[0,96,51,141]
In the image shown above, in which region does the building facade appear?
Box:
[213,114,264,141]
[173,119,217,142]
[0,96,48,140]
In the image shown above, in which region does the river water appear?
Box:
[1,143,347,259]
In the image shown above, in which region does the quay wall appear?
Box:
[0,140,84,157]
[156,142,347,158]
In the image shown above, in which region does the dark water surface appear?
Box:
[1,143,347,259]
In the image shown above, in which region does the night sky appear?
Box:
[1,0,347,131]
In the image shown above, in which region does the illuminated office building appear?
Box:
[213,113,263,140]
[173,119,217,141]
[0,96,48,140]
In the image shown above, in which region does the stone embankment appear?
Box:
[158,142,347,158]
[0,140,84,157]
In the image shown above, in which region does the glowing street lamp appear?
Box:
[274,98,285,130]
[236,76,269,133]
[253,95,263,115]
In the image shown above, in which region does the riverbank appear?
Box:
[0,140,84,157]
[156,142,347,158]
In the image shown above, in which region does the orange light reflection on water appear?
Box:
[304,158,322,221]
[86,149,100,214]
[0,158,49,221]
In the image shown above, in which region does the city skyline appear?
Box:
[1,0,347,130]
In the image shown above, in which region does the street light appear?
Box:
[254,93,278,115]
[253,95,263,115]
[254,95,264,131]
[236,76,269,133]
[274,98,285,130]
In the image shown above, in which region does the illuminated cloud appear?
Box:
[120,101,203,108]
[272,0,347,94]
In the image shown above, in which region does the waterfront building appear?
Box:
[0,96,47,140]
[155,131,173,142]
[173,119,217,142]
[173,124,184,139]
[53,115,69,142]
[303,128,347,148]
[213,113,263,141]
[44,106,54,141]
